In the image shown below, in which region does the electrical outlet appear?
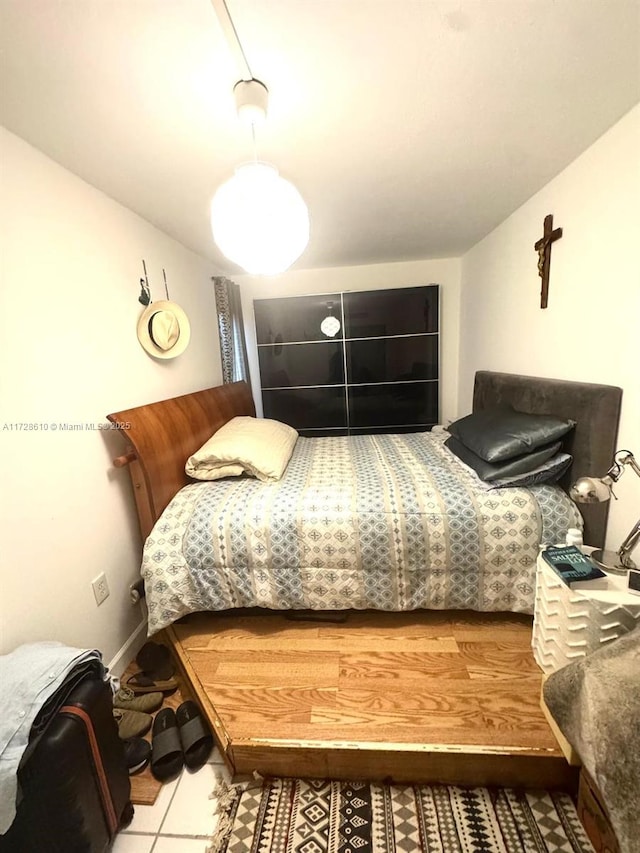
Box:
[92,572,110,606]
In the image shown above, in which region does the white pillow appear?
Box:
[185,416,298,482]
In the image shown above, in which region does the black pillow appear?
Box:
[445,436,563,482]
[490,453,573,488]
[447,407,576,463]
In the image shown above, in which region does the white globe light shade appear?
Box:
[211,162,309,275]
[320,315,340,337]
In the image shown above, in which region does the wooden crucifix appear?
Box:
[534,214,563,309]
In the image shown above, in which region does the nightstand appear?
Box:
[532,549,640,674]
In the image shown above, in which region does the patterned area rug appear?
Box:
[209,777,594,852]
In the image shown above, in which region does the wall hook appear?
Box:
[138,259,151,306]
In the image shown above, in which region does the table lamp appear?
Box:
[570,449,640,573]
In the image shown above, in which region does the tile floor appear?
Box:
[113,748,233,853]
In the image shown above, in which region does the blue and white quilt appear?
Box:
[142,431,581,634]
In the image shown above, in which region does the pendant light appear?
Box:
[210,82,309,275]
[211,160,309,276]
[209,2,310,275]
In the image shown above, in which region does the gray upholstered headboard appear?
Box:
[473,371,622,549]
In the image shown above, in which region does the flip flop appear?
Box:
[126,671,178,695]
[151,708,184,781]
[136,641,175,681]
[176,700,213,770]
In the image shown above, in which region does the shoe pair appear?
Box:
[151,701,213,781]
[112,687,164,740]
[125,641,178,695]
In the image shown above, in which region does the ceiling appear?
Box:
[1,1,639,274]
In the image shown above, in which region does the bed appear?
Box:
[108,371,622,636]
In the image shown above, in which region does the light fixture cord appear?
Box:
[211,0,261,162]
[210,0,253,80]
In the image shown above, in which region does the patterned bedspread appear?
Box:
[142,431,581,635]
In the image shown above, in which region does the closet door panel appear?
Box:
[298,428,349,437]
[346,335,438,384]
[258,341,344,388]
[254,295,342,345]
[349,425,430,435]
[347,382,438,429]
[262,387,347,430]
[343,285,438,338]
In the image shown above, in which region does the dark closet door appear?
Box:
[343,286,438,338]
[254,285,439,436]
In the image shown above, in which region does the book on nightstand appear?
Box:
[541,545,609,590]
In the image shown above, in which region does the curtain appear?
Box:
[213,276,251,385]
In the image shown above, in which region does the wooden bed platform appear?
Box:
[108,372,623,790]
[165,608,577,789]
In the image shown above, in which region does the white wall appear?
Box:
[459,104,640,553]
[237,258,462,424]
[0,128,222,661]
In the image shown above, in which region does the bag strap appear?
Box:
[61,705,119,836]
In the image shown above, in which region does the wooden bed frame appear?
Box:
[108,371,622,549]
[108,381,255,541]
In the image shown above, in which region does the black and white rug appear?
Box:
[210,777,595,852]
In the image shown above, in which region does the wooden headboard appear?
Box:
[473,371,622,549]
[107,381,255,539]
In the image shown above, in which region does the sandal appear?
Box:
[151,708,184,781]
[126,671,178,695]
[176,700,213,770]
[136,641,175,681]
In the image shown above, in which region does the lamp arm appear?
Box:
[618,519,640,569]
[615,452,640,568]
[623,453,640,479]
[612,450,640,480]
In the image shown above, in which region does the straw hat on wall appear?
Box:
[137,300,191,359]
